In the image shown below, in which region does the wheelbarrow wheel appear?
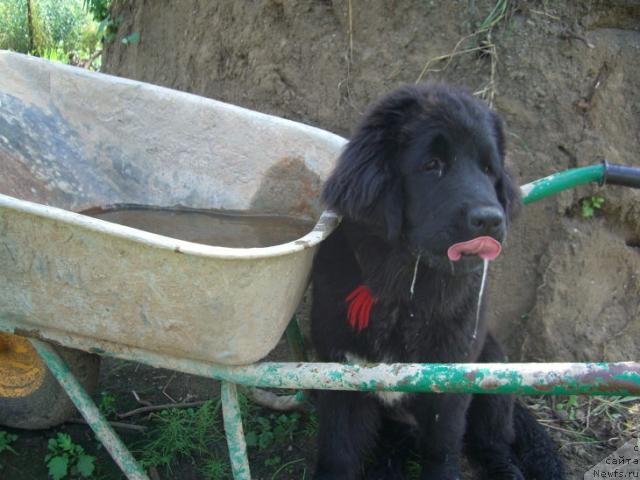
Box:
[0,333,100,430]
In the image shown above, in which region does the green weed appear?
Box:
[302,411,319,438]
[137,400,224,472]
[541,395,639,445]
[98,391,117,417]
[39,44,68,63]
[555,394,580,420]
[240,398,314,475]
[580,195,605,218]
[200,456,230,480]
[0,430,18,455]
[45,433,95,480]
[407,458,421,480]
[245,412,301,450]
[134,392,314,476]
[477,0,510,34]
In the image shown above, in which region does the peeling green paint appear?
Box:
[221,382,251,480]
[521,164,604,205]
[46,333,635,397]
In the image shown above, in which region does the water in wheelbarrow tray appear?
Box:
[80,205,315,248]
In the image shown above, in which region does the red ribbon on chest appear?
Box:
[345,285,377,332]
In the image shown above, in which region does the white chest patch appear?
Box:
[374,390,408,406]
[344,352,408,406]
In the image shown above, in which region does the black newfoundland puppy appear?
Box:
[311,84,564,480]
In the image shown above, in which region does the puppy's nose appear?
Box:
[467,206,504,236]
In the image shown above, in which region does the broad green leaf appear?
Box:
[258,431,274,450]
[77,454,96,477]
[57,433,73,451]
[47,456,69,480]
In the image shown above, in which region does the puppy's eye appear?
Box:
[483,164,494,175]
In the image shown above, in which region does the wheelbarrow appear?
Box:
[1,51,639,479]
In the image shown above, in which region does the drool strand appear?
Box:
[410,254,421,300]
[473,258,490,340]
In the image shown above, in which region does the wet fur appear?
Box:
[311,84,565,480]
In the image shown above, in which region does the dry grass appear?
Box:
[522,395,639,466]
[337,0,360,112]
[339,0,512,110]
[415,0,512,108]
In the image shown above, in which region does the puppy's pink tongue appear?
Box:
[447,236,502,261]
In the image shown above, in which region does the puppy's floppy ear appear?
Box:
[490,111,522,222]
[322,124,392,220]
[322,126,403,240]
[322,91,419,240]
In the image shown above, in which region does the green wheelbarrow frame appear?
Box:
[3,162,640,480]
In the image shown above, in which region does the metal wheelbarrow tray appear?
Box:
[0,51,345,366]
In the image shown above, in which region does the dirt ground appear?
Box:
[2,1,639,479]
